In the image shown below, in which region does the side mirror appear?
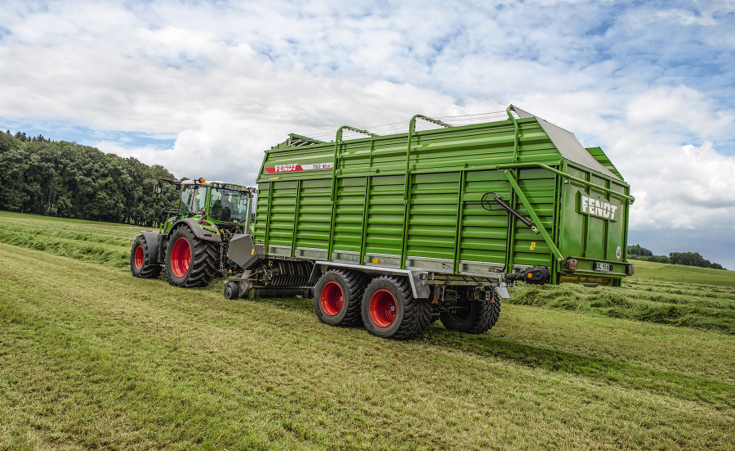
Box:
[153,181,163,197]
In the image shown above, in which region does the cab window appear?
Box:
[179,186,208,216]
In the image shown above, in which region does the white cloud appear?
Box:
[1,0,735,266]
[627,85,734,138]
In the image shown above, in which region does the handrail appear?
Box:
[496,163,635,203]
[506,105,520,163]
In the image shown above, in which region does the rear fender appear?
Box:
[168,218,223,243]
[139,231,164,264]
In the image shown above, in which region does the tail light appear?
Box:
[626,265,635,275]
[199,220,212,227]
[565,258,578,270]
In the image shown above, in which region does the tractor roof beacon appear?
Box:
[220,105,635,341]
[129,176,257,289]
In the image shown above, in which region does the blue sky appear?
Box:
[1,0,734,268]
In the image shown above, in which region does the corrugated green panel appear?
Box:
[295,178,331,250]
[253,183,270,243]
[364,175,404,255]
[332,177,367,252]
[406,172,459,260]
[586,146,624,180]
[364,137,411,176]
[267,182,298,246]
[458,170,509,265]
[512,168,556,266]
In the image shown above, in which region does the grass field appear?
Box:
[1,211,734,449]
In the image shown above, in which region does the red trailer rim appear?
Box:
[320,281,344,316]
[134,245,144,269]
[369,289,397,327]
[171,237,191,278]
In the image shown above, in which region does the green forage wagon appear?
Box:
[135,105,635,340]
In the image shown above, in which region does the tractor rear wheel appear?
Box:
[130,235,161,279]
[440,291,501,334]
[314,269,367,327]
[361,276,432,340]
[165,227,218,288]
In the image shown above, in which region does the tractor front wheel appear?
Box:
[130,235,161,279]
[165,227,218,288]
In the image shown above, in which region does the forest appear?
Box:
[0,131,179,227]
[627,244,724,269]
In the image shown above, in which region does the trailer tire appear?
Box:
[440,291,501,334]
[165,226,218,288]
[130,235,161,279]
[314,269,367,327]
[361,276,432,340]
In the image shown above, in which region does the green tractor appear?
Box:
[130,178,256,288]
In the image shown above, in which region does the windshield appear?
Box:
[209,188,249,223]
[180,185,207,216]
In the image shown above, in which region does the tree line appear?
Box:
[627,244,724,270]
[0,130,180,227]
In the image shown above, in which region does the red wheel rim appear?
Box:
[369,289,397,327]
[171,237,191,278]
[320,281,344,316]
[134,245,144,269]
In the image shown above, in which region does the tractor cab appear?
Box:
[158,178,255,236]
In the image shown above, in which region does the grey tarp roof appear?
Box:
[511,106,620,180]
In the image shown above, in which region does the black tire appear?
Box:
[224,282,240,300]
[130,235,161,279]
[165,226,218,288]
[314,269,367,327]
[440,290,501,334]
[361,276,432,340]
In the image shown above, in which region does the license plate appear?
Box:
[593,262,611,272]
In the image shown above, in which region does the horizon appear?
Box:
[1,0,734,269]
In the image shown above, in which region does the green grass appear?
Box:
[0,211,143,268]
[2,211,733,334]
[629,258,735,286]
[508,278,735,334]
[1,212,734,449]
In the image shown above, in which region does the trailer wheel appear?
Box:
[361,276,432,340]
[130,235,161,279]
[165,226,218,288]
[440,291,501,334]
[314,269,367,327]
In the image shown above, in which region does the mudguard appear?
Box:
[169,218,222,243]
[139,231,163,264]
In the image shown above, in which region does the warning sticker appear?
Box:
[265,163,333,173]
